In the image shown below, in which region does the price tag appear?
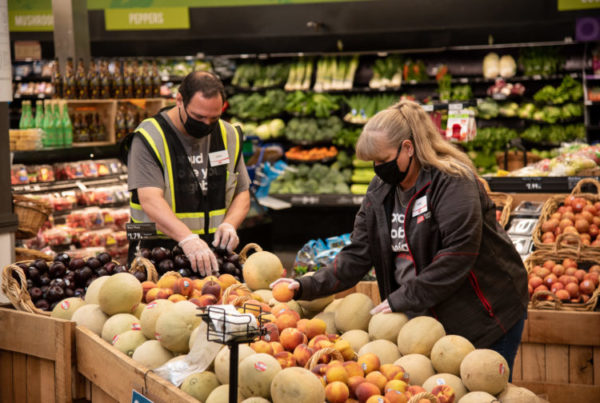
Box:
[75,181,88,192]
[32,184,41,191]
[15,76,22,81]
[352,196,364,205]
[532,75,542,80]
[161,75,169,82]
[422,105,434,112]
[524,181,542,191]
[126,223,157,241]
[14,94,21,99]
[409,80,417,85]
[131,390,153,403]
[38,94,45,99]
[459,77,469,83]
[448,103,462,111]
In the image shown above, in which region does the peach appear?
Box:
[275,312,299,332]
[217,273,238,291]
[542,260,556,270]
[250,340,273,355]
[145,287,160,303]
[348,375,367,397]
[325,364,349,384]
[189,294,217,307]
[405,385,427,399]
[274,351,296,368]
[563,258,578,269]
[311,363,328,376]
[270,341,284,355]
[192,278,204,291]
[566,282,579,298]
[355,382,381,403]
[325,381,350,403]
[528,276,543,289]
[261,322,280,342]
[174,277,194,297]
[156,274,178,289]
[280,327,307,351]
[544,273,558,287]
[293,344,314,367]
[272,282,295,302]
[304,318,327,339]
[358,353,381,374]
[555,289,570,301]
[584,272,599,286]
[366,371,388,392]
[314,339,334,351]
[191,288,203,298]
[271,303,292,317]
[565,266,578,276]
[168,293,186,303]
[380,364,408,382]
[552,264,565,276]
[336,339,357,361]
[141,281,156,296]
[156,288,173,300]
[580,279,596,295]
[308,334,330,349]
[385,390,408,403]
[384,379,408,394]
[296,318,310,334]
[432,384,455,403]
[343,360,365,378]
[574,269,587,282]
[550,282,564,293]
[590,265,600,274]
[366,396,390,403]
[201,280,222,299]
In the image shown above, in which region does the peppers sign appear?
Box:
[105,7,190,30]
[558,0,600,10]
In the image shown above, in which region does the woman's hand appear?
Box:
[370,299,392,314]
[269,278,300,291]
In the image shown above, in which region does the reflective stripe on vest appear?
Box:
[129,118,239,235]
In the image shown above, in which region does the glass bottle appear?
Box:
[133,61,144,99]
[123,61,133,99]
[100,60,111,99]
[112,61,124,99]
[53,100,64,147]
[53,58,63,99]
[88,59,100,99]
[75,58,89,99]
[78,114,90,143]
[42,100,55,147]
[151,61,161,98]
[143,61,153,98]
[63,58,76,100]
[19,101,30,129]
[72,114,81,143]
[126,106,137,133]
[62,101,73,147]
[34,100,44,129]
[95,113,106,142]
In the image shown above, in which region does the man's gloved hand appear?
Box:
[212,222,239,252]
[179,234,218,276]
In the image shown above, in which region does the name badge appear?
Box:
[412,195,428,217]
[209,150,230,167]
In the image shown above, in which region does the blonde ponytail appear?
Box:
[356,100,477,178]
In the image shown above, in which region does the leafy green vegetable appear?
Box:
[231,62,289,89]
[285,116,343,143]
[227,89,286,120]
[284,91,340,118]
[269,163,350,194]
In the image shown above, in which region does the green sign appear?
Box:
[558,0,600,11]
[105,7,190,30]
[8,10,53,32]
[87,0,366,9]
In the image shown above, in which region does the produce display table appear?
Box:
[0,306,74,403]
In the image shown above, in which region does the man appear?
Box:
[122,71,250,276]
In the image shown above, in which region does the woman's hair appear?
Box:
[356,100,477,178]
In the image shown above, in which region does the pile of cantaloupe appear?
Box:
[49,251,540,403]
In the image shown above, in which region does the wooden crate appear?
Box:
[66,99,117,146]
[75,326,197,403]
[0,307,74,403]
[335,280,381,305]
[512,309,600,402]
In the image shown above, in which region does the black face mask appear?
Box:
[374,148,413,185]
[179,106,217,139]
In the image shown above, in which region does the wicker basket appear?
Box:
[13,194,53,239]
[479,178,513,228]
[239,243,263,264]
[532,178,600,251]
[14,247,54,262]
[304,347,344,370]
[221,283,252,306]
[129,256,159,283]
[407,392,439,403]
[1,262,50,315]
[524,233,600,311]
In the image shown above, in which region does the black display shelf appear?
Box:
[487,176,600,193]
[13,75,52,83]
[12,144,120,165]
[11,174,127,194]
[270,193,364,207]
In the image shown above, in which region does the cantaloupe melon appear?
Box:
[206,384,243,403]
[270,367,326,403]
[140,299,174,340]
[368,312,408,343]
[112,330,147,357]
[243,251,284,291]
[313,312,337,334]
[155,301,202,353]
[84,276,109,304]
[496,383,538,403]
[358,339,401,365]
[238,353,282,399]
[393,354,435,386]
[430,335,475,376]
[71,304,108,336]
[51,297,86,320]
[101,313,140,343]
[396,316,445,357]
[215,344,256,384]
[98,273,143,315]
[132,303,146,319]
[180,371,220,402]
[340,330,370,353]
[323,298,343,313]
[241,398,270,403]
[253,289,273,304]
[132,340,174,369]
[460,349,509,395]
[458,391,496,403]
[423,373,468,401]
[334,293,374,333]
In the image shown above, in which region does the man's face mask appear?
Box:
[179,106,217,139]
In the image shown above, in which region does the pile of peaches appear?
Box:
[528,258,599,304]
[539,196,600,246]
[251,301,455,403]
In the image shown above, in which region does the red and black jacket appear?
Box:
[296,166,528,348]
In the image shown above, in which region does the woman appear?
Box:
[271,100,528,376]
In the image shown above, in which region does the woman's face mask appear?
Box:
[373,144,413,185]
